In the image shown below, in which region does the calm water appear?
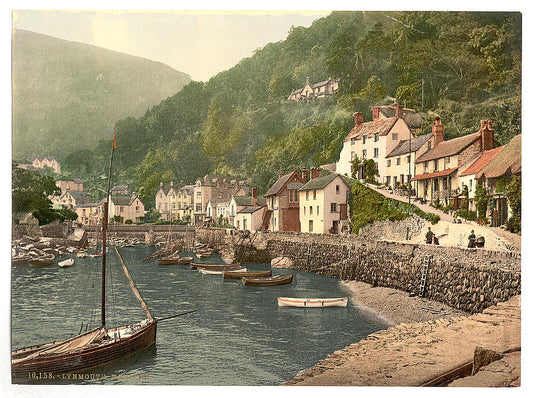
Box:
[11,245,388,385]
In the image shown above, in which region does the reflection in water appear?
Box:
[11,246,388,385]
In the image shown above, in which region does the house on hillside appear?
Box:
[18,156,61,174]
[50,190,91,210]
[412,119,496,205]
[75,203,101,226]
[476,134,521,227]
[299,173,351,234]
[193,174,249,225]
[288,77,339,101]
[264,170,307,232]
[336,102,417,181]
[55,178,84,193]
[108,191,145,224]
[458,146,504,212]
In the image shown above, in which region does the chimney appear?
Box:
[394,101,404,119]
[301,167,308,182]
[432,117,444,146]
[251,187,258,206]
[354,112,363,127]
[170,181,173,187]
[305,76,310,86]
[160,182,164,187]
[480,119,495,151]
[310,167,321,180]
[372,106,381,121]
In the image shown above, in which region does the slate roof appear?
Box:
[111,193,139,206]
[237,205,266,214]
[63,190,91,205]
[386,133,433,158]
[299,173,347,191]
[264,171,304,197]
[476,134,521,179]
[415,133,480,163]
[377,105,424,130]
[233,195,266,206]
[459,147,504,176]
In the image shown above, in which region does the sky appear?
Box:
[12,9,330,82]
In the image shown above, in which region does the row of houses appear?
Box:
[335,102,521,226]
[49,182,145,225]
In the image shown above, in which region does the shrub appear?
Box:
[125,219,133,224]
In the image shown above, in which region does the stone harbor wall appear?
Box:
[195,228,520,314]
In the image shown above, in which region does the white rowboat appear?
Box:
[199,267,247,275]
[58,258,75,268]
[277,297,348,307]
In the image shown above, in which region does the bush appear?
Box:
[125,219,133,224]
[455,209,477,221]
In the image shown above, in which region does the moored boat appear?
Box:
[242,275,293,287]
[223,270,272,279]
[157,256,181,265]
[28,255,56,267]
[191,262,240,271]
[277,297,348,307]
[177,256,193,265]
[58,258,74,268]
[199,267,247,275]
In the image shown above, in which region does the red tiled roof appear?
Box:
[459,146,504,176]
[344,117,399,142]
[411,167,458,181]
[415,133,480,163]
[476,134,521,179]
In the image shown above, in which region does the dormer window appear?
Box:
[392,133,398,140]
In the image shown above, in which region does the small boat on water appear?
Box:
[223,270,272,279]
[177,256,193,265]
[77,251,87,258]
[195,249,213,258]
[277,297,348,307]
[58,258,74,268]
[199,267,247,275]
[157,255,181,265]
[28,255,56,268]
[191,263,240,271]
[242,275,293,287]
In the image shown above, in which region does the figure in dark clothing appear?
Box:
[426,227,435,244]
[468,230,476,248]
[433,236,439,245]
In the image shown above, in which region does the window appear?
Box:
[396,157,401,165]
[392,133,398,140]
[362,149,367,159]
[309,220,314,232]
[433,160,438,171]
[317,206,320,216]
[335,185,340,193]
[289,190,297,202]
[331,203,337,212]
[351,138,356,145]
[445,156,451,165]
[374,148,379,158]
[313,190,317,200]
[196,192,202,197]
[306,191,309,200]
[428,142,432,150]
[424,162,428,172]
[351,151,356,160]
[303,206,306,215]
[374,134,379,142]
[387,159,391,167]
[362,136,366,144]
[310,206,313,215]
[406,155,411,163]
[195,204,202,212]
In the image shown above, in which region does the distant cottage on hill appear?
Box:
[288,77,339,101]
[18,156,61,174]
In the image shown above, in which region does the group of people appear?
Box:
[425,227,485,248]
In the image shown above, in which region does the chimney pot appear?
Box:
[251,187,258,206]
[432,117,444,146]
[310,167,321,180]
[301,167,308,182]
[372,106,380,121]
[395,101,404,119]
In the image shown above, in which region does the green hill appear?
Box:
[52,11,521,207]
[12,29,191,159]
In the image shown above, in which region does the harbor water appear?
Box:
[11,245,389,385]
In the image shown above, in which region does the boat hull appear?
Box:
[242,275,293,286]
[199,267,247,275]
[277,297,348,307]
[223,270,272,279]
[12,321,157,383]
[157,257,181,265]
[191,263,240,271]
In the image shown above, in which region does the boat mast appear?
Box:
[101,129,117,328]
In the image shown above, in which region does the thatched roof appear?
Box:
[476,134,521,179]
[460,146,503,176]
[416,133,480,163]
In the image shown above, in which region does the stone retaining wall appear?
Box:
[194,228,521,314]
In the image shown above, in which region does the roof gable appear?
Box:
[344,117,401,142]
[459,146,504,176]
[416,133,480,163]
[476,134,521,179]
[299,174,348,191]
[386,133,433,158]
[264,171,305,197]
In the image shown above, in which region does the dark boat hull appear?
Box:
[242,275,293,286]
[191,263,240,271]
[157,257,181,265]
[12,321,157,383]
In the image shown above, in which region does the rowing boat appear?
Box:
[58,258,74,268]
[242,275,293,287]
[191,263,241,271]
[199,267,247,275]
[222,270,272,279]
[277,297,348,307]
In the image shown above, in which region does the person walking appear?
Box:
[468,230,476,248]
[426,227,435,244]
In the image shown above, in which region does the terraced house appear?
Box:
[155,182,194,221]
[264,170,306,232]
[107,186,145,224]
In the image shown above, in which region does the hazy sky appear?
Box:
[13,10,330,81]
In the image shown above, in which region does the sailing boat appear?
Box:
[12,132,157,383]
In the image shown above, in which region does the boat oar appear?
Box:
[156,309,197,322]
